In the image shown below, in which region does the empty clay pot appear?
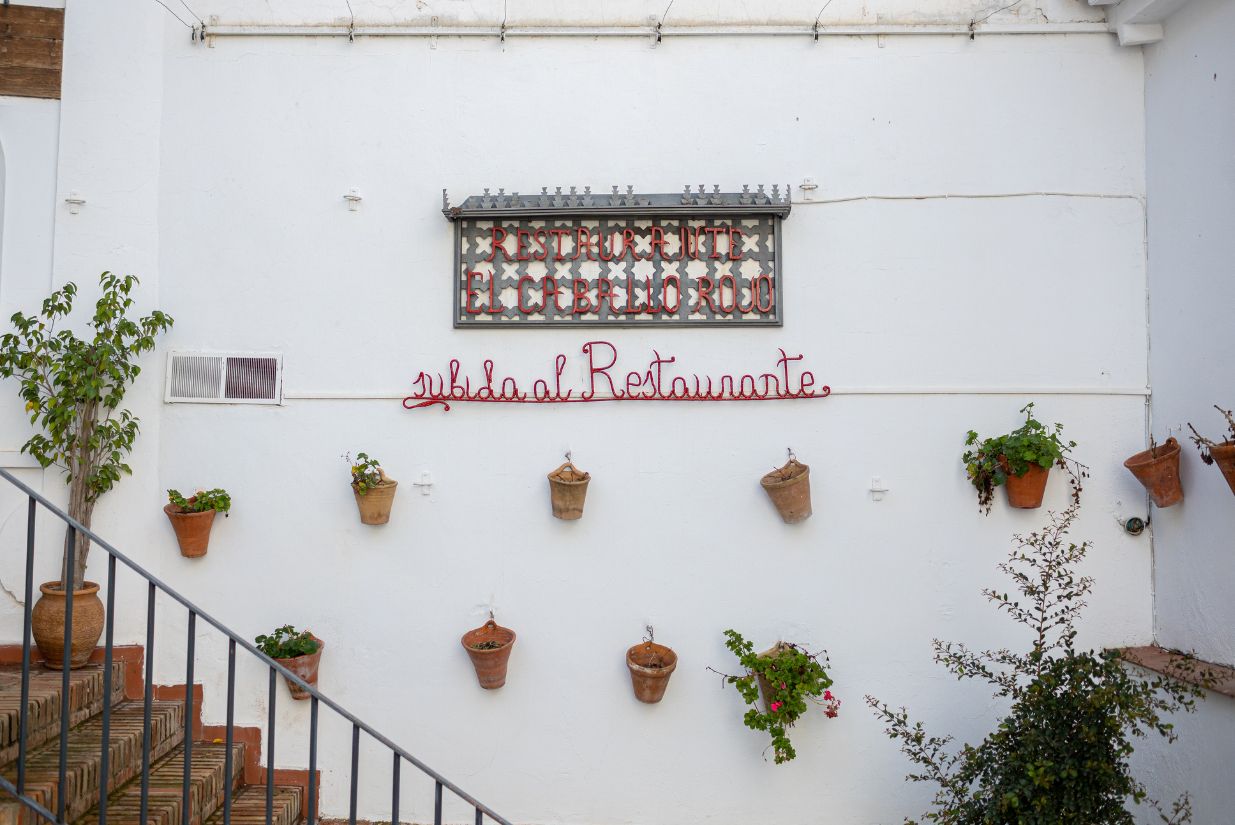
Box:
[761,459,811,523]
[354,477,398,525]
[164,504,218,557]
[1210,443,1235,497]
[461,619,516,689]
[1124,437,1184,507]
[547,461,590,520]
[273,636,324,700]
[1004,462,1049,509]
[626,642,678,704]
[31,581,105,670]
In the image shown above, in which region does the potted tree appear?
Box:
[1187,405,1235,497]
[625,626,678,704]
[346,452,397,524]
[708,630,840,764]
[255,625,324,700]
[867,501,1211,823]
[461,617,516,689]
[1123,435,1184,507]
[0,273,173,669]
[962,403,1084,514]
[164,488,231,557]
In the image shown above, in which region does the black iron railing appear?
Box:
[0,467,513,825]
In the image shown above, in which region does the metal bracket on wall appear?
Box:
[412,472,434,496]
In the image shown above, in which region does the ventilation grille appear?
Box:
[166,352,283,404]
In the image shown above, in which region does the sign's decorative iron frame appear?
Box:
[443,185,791,328]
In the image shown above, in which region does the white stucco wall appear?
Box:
[1132,0,1235,820]
[0,1,1178,822]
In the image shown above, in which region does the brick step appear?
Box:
[77,741,245,825]
[0,664,126,770]
[0,700,183,822]
[202,785,302,825]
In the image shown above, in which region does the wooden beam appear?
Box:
[0,4,64,99]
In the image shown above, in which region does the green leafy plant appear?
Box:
[0,273,173,590]
[167,488,231,515]
[1186,405,1235,464]
[708,630,840,764]
[867,501,1211,824]
[255,625,320,660]
[962,403,1084,515]
[345,451,385,495]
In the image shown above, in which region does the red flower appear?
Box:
[770,701,783,712]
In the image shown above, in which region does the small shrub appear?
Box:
[167,488,231,515]
[255,625,320,659]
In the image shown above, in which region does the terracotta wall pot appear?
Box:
[1004,462,1049,509]
[755,642,792,713]
[1210,443,1235,497]
[626,642,677,704]
[461,620,516,689]
[1123,437,1184,507]
[354,478,398,525]
[164,504,218,557]
[31,581,105,670]
[274,636,324,700]
[547,461,590,520]
[761,459,812,523]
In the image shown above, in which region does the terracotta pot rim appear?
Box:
[38,580,100,597]
[626,643,678,674]
[998,456,1051,478]
[1124,438,1181,469]
[272,635,324,663]
[163,503,218,518]
[460,621,516,652]
[761,462,809,489]
[352,479,398,493]
[1210,442,1235,455]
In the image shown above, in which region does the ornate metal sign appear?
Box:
[443,186,791,327]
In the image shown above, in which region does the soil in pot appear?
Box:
[164,504,218,557]
[354,477,398,525]
[461,619,516,689]
[1210,443,1235,497]
[761,459,812,523]
[1123,437,1184,507]
[1003,462,1049,509]
[547,461,590,520]
[31,581,105,669]
[274,636,324,700]
[626,641,678,704]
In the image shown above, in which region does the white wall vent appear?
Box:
[165,352,283,404]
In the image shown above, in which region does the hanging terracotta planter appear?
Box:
[626,641,678,704]
[354,471,398,525]
[1123,437,1184,507]
[761,458,811,523]
[1003,460,1049,509]
[273,636,324,700]
[461,619,516,689]
[31,581,105,670]
[1211,443,1235,497]
[547,460,590,520]
[164,505,216,557]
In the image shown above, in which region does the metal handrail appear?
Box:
[0,467,513,825]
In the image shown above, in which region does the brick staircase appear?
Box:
[0,662,302,825]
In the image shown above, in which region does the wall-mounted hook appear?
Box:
[64,192,86,215]
[343,188,363,211]
[787,446,797,462]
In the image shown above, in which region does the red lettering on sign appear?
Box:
[517,276,542,314]
[486,227,508,263]
[581,340,621,400]
[695,276,719,313]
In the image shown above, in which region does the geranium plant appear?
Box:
[345,451,384,495]
[167,488,232,515]
[962,403,1084,514]
[255,625,320,659]
[0,273,173,589]
[709,630,839,764]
